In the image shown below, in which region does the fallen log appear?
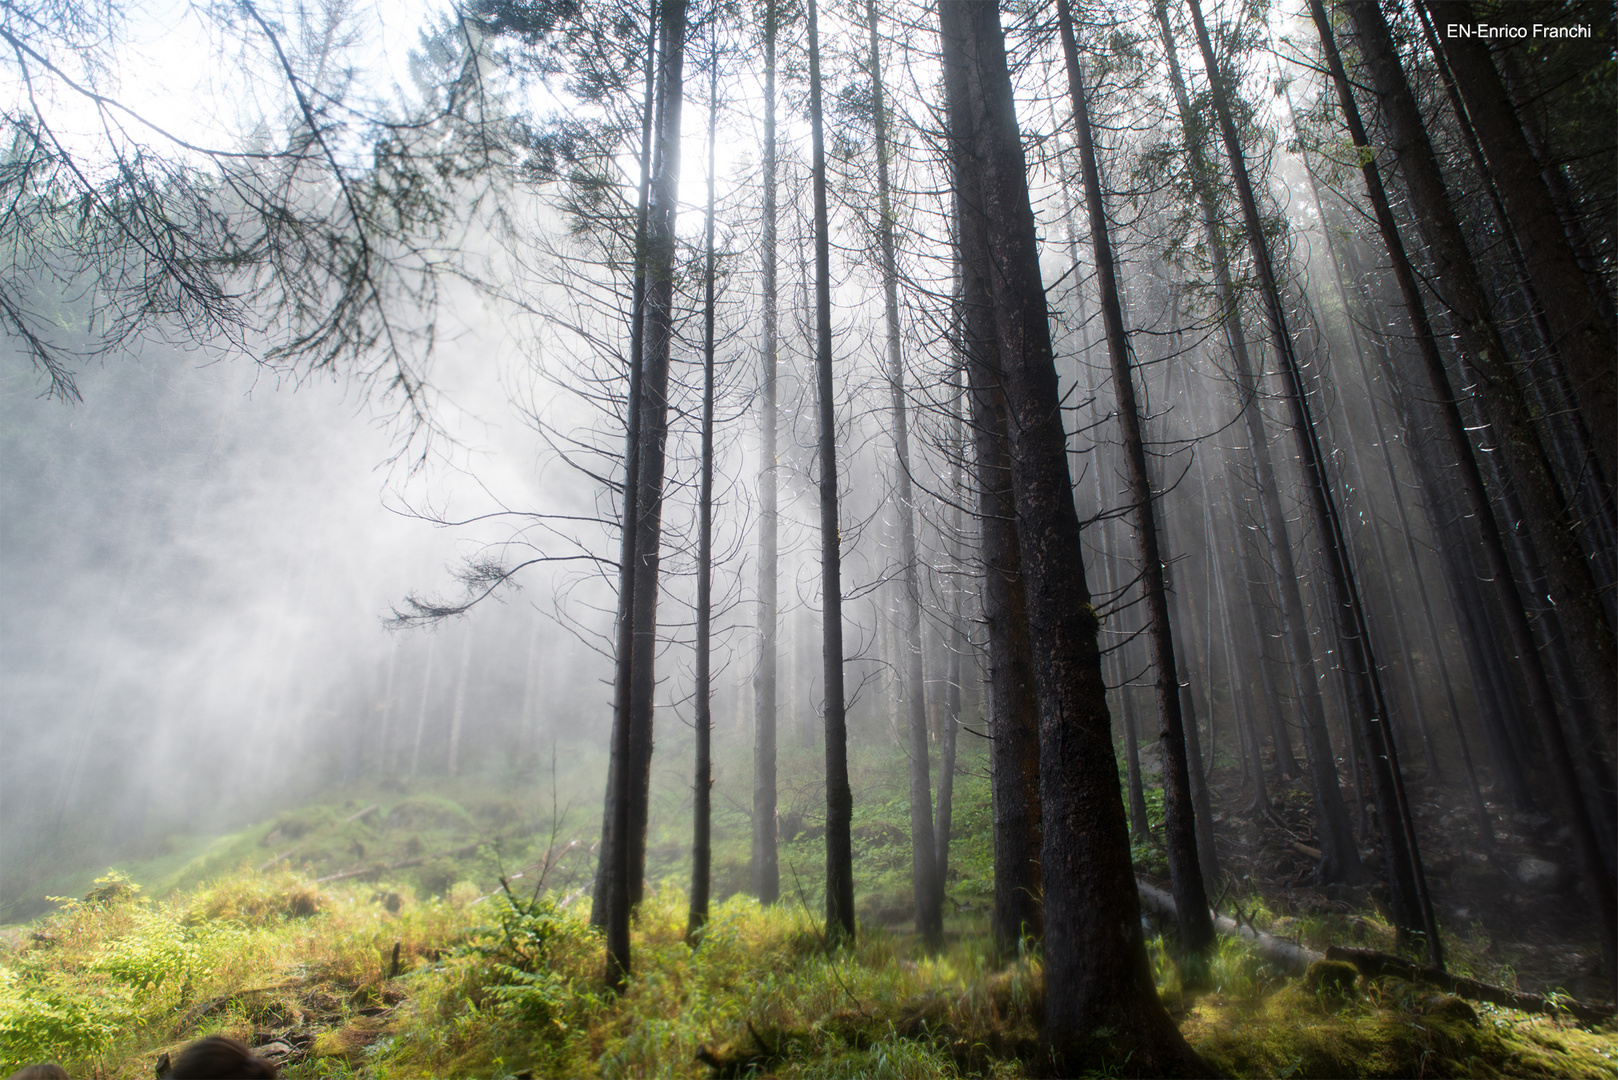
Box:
[1136,879,1321,976]
[256,849,298,873]
[1136,878,1615,1023]
[1325,946,1615,1025]
[176,981,301,1030]
[313,841,484,884]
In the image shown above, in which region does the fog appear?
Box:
[0,306,625,911]
[3,3,1612,1021]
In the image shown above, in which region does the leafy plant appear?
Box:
[455,888,598,1036]
[0,965,134,1069]
[96,904,242,999]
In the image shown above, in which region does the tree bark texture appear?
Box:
[1058,1,1213,959]
[598,0,667,991]
[941,3,1207,1070]
[688,52,718,945]
[807,0,855,945]
[751,0,781,909]
[866,0,941,947]
[945,5,1042,960]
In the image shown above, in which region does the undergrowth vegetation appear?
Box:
[3,749,1614,1077]
[2,860,1614,1078]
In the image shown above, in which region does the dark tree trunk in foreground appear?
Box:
[1318,0,1617,979]
[1058,0,1212,962]
[598,0,660,989]
[623,0,687,920]
[751,0,781,909]
[688,51,718,945]
[1186,0,1439,961]
[941,2,1206,1070]
[807,0,855,945]
[865,0,940,947]
[1151,0,1362,885]
[946,17,1041,959]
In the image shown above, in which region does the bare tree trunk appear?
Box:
[446,622,473,776]
[599,0,664,991]
[688,50,718,945]
[751,0,781,909]
[864,0,940,947]
[954,114,1043,956]
[1057,8,1213,959]
[621,0,687,920]
[807,0,854,945]
[940,3,1206,1069]
[1286,130,1443,778]
[936,372,964,897]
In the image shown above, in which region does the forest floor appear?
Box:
[1185,754,1611,1006]
[1,743,1613,1078]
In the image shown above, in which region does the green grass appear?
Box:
[3,739,1614,1077]
[3,866,1613,1078]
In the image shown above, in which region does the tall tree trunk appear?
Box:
[623,0,687,919]
[1058,4,1212,960]
[751,0,781,908]
[864,0,940,947]
[940,3,1206,1069]
[1285,125,1443,778]
[409,635,434,779]
[1186,0,1438,959]
[936,367,965,897]
[953,111,1043,956]
[806,0,855,945]
[598,0,663,990]
[688,51,718,945]
[377,637,397,776]
[1315,0,1616,979]
[1151,0,1361,885]
[446,622,472,776]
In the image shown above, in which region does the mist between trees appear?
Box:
[2,0,1613,1069]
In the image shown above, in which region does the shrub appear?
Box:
[0,965,133,1070]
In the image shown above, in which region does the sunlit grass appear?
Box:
[2,864,1614,1078]
[3,745,1615,1080]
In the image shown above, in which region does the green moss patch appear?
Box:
[1186,976,1618,1078]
